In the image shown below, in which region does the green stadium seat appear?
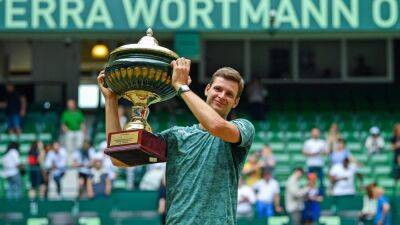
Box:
[37,133,52,142]
[370,154,391,165]
[27,218,49,225]
[0,143,7,154]
[274,154,290,164]
[250,142,264,152]
[286,142,303,152]
[353,153,368,164]
[20,133,37,142]
[291,154,306,164]
[347,142,362,152]
[20,143,31,154]
[268,216,289,225]
[269,142,285,152]
[319,216,340,225]
[373,165,391,176]
[377,178,395,189]
[357,166,372,175]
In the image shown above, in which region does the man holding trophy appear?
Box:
[97,29,254,224]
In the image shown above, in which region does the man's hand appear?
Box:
[97,70,118,100]
[171,58,192,90]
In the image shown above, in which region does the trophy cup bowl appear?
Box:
[103,28,178,167]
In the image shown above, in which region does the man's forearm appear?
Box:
[180,91,225,132]
[105,98,121,140]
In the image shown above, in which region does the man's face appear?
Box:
[311,128,320,139]
[67,100,76,110]
[205,77,240,118]
[53,142,60,152]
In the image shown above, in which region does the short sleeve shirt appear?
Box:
[252,178,280,203]
[329,163,357,196]
[61,110,84,131]
[158,118,255,225]
[303,139,327,167]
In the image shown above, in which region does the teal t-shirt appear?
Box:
[158,119,255,225]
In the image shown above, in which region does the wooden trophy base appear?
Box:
[104,129,167,167]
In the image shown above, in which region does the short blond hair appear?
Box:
[210,67,244,98]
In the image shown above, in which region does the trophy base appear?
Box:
[104,129,167,167]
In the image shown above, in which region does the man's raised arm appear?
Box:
[170,58,240,144]
[97,70,121,141]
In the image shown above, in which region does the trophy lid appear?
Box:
[110,28,178,59]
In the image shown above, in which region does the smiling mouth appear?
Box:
[214,100,225,106]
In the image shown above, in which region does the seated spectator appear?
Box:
[2,142,22,199]
[359,182,377,225]
[303,128,327,194]
[252,169,282,219]
[330,138,359,166]
[259,144,276,173]
[374,187,391,225]
[28,141,46,199]
[72,140,96,198]
[139,163,166,190]
[327,123,342,152]
[44,141,67,198]
[87,156,111,199]
[98,141,117,182]
[302,173,323,225]
[365,126,385,155]
[329,158,362,197]
[285,168,308,225]
[237,177,256,218]
[242,154,262,186]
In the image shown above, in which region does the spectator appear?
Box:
[72,140,96,198]
[41,143,53,199]
[259,144,276,173]
[237,177,256,218]
[98,141,117,182]
[285,168,308,225]
[327,123,342,152]
[252,169,282,219]
[359,182,377,225]
[61,99,85,163]
[158,176,167,225]
[365,126,385,155]
[87,155,112,199]
[374,187,391,225]
[242,153,262,186]
[390,124,400,183]
[302,173,323,225]
[0,83,27,135]
[329,158,362,197]
[44,141,67,198]
[2,142,22,199]
[118,105,128,129]
[246,78,267,121]
[139,163,166,190]
[330,138,359,166]
[303,128,327,194]
[28,141,46,199]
